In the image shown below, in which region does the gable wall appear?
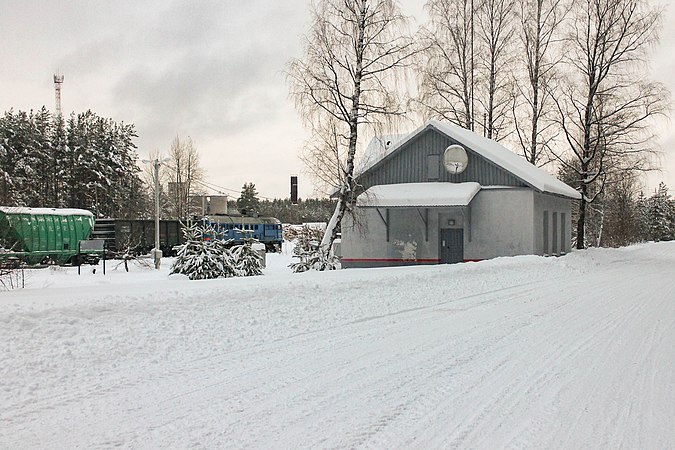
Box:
[357,128,528,191]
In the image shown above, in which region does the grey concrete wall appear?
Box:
[533,192,573,255]
[464,188,535,260]
[341,188,543,268]
[342,206,464,268]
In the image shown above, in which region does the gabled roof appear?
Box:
[359,134,407,174]
[361,120,581,200]
[357,182,481,208]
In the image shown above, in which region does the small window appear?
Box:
[552,212,558,254]
[427,154,440,181]
[255,225,259,230]
[561,213,567,253]
[543,211,549,255]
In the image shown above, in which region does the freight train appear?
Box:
[93,214,283,256]
[0,207,284,266]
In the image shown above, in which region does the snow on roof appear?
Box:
[358,134,407,175]
[0,207,94,217]
[430,120,580,199]
[357,182,481,208]
[362,120,581,200]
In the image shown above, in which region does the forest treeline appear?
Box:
[1,105,672,243]
[0,107,336,224]
[0,107,147,217]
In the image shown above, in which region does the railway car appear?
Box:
[0,207,95,264]
[90,214,283,256]
[207,214,283,252]
[92,218,183,256]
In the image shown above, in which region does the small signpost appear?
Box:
[77,239,106,275]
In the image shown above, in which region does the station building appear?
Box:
[340,120,581,268]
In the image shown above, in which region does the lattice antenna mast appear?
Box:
[53,73,64,116]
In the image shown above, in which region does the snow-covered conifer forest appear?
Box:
[0,108,144,217]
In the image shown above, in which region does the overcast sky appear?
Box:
[1,0,673,200]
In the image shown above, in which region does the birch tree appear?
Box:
[298,117,347,196]
[288,0,416,253]
[512,0,566,165]
[554,0,668,248]
[419,0,515,140]
[475,0,516,140]
[167,136,204,219]
[417,0,475,130]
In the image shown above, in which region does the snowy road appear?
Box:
[2,243,675,448]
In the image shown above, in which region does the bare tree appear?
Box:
[475,0,516,140]
[418,0,515,140]
[167,136,204,219]
[417,0,475,130]
[512,0,566,165]
[553,0,669,249]
[288,0,416,253]
[141,149,171,219]
[299,117,348,196]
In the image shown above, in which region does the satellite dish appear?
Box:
[443,144,469,174]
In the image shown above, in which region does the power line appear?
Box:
[160,163,278,201]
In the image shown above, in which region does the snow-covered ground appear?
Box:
[2,242,675,448]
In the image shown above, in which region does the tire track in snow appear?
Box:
[3,244,675,448]
[2,272,563,426]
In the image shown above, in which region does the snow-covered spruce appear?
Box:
[289,225,339,272]
[290,249,340,273]
[230,238,264,277]
[170,224,266,280]
[170,223,238,280]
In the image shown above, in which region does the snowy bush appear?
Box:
[288,225,340,273]
[0,263,24,290]
[290,249,340,273]
[170,223,266,280]
[230,238,264,277]
[290,225,324,257]
[170,223,238,280]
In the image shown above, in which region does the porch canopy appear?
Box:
[356,182,481,208]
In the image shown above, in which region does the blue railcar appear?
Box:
[207,214,283,252]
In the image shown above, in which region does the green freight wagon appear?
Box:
[0,207,95,264]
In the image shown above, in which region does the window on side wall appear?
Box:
[552,212,558,254]
[561,213,567,253]
[543,211,549,255]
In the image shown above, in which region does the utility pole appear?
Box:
[142,157,169,269]
[153,159,161,269]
